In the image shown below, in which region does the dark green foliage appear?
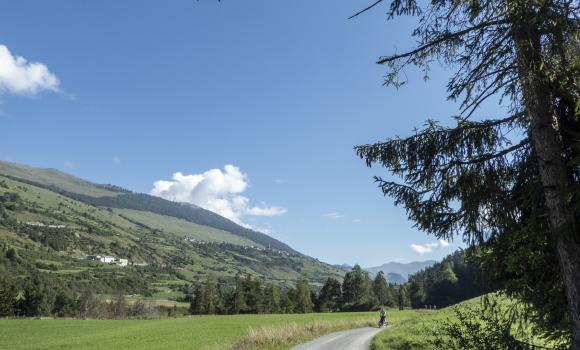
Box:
[0,191,22,211]
[354,0,580,344]
[52,291,77,317]
[20,225,74,251]
[397,285,410,310]
[407,250,489,309]
[341,265,377,311]
[0,276,17,317]
[373,271,397,307]
[316,277,342,312]
[262,283,282,314]
[190,274,313,315]
[293,277,314,313]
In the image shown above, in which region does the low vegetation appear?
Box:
[230,317,374,350]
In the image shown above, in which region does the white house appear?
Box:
[115,258,129,266]
[100,256,116,263]
[86,255,129,266]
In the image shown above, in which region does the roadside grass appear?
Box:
[371,296,566,350]
[228,317,375,350]
[0,312,377,350]
[371,307,448,350]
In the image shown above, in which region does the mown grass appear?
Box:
[0,312,377,350]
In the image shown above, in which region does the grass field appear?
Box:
[371,296,566,350]
[0,312,377,350]
[371,304,457,349]
[1,297,559,350]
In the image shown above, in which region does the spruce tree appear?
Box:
[354,0,580,345]
[294,278,314,313]
[373,271,394,307]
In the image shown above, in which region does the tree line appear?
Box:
[188,265,410,315]
[407,250,491,309]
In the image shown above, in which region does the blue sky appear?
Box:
[0,0,487,266]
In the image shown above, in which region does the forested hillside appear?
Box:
[0,167,344,318]
[406,250,492,309]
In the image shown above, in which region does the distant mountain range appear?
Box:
[365,261,437,282]
[335,260,437,283]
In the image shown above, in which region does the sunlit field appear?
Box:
[1,312,378,350]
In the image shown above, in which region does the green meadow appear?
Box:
[0,312,376,350]
[0,297,558,350]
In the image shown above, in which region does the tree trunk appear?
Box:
[512,6,580,348]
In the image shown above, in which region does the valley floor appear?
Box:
[1,297,560,350]
[0,312,377,350]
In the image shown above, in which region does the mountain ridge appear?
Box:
[365,260,437,281]
[0,160,295,254]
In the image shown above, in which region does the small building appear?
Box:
[86,255,129,266]
[115,258,129,266]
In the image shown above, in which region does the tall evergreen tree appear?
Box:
[317,277,342,312]
[201,274,219,315]
[231,274,246,314]
[294,278,314,313]
[189,285,203,315]
[397,285,410,310]
[373,271,394,307]
[354,0,580,345]
[341,265,377,311]
[262,283,281,314]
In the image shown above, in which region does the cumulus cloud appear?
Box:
[324,212,344,219]
[410,239,450,255]
[150,165,286,226]
[0,45,60,95]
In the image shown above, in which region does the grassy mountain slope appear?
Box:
[0,161,124,197]
[113,208,254,246]
[0,160,294,253]
[0,168,343,302]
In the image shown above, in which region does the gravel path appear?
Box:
[290,327,385,350]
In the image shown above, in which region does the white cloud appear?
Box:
[247,204,287,216]
[112,156,121,164]
[354,218,361,223]
[410,239,450,255]
[274,179,283,184]
[324,212,344,219]
[0,45,60,95]
[150,165,286,226]
[63,160,75,168]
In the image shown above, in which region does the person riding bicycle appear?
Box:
[379,307,387,327]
